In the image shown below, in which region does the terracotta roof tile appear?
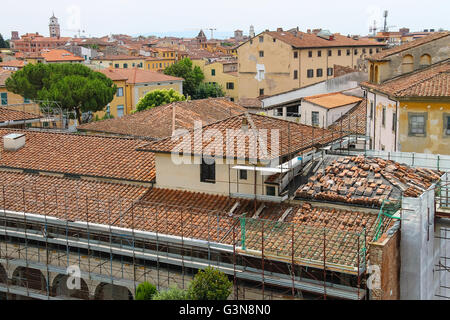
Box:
[138,113,346,161]
[0,107,41,122]
[78,98,246,139]
[304,92,362,109]
[328,100,367,135]
[361,60,450,98]
[41,49,84,62]
[0,60,26,68]
[0,129,155,183]
[368,32,449,61]
[98,68,183,84]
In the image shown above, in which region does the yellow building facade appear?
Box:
[144,57,176,72]
[91,56,145,69]
[237,29,385,99]
[193,59,239,102]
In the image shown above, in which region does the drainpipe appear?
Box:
[373,92,377,150]
[394,101,399,152]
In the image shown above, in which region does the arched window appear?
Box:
[370,64,374,82]
[374,65,379,83]
[420,54,431,67]
[402,54,414,73]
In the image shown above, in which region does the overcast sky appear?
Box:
[1,0,449,39]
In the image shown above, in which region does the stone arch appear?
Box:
[51,274,90,300]
[11,266,47,299]
[401,54,414,73]
[420,54,431,66]
[94,282,133,300]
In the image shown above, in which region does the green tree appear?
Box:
[163,58,204,98]
[187,267,232,300]
[135,88,186,113]
[135,281,157,300]
[5,63,116,124]
[0,34,8,48]
[193,82,225,100]
[152,285,189,300]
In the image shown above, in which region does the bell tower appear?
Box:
[49,12,60,38]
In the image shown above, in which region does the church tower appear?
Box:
[49,13,61,38]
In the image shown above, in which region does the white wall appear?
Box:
[300,101,356,128]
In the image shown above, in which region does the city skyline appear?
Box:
[1,0,449,39]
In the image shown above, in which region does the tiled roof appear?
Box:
[0,107,41,122]
[0,129,155,183]
[263,31,385,49]
[328,100,367,135]
[368,32,449,61]
[78,98,246,139]
[238,98,262,109]
[92,55,145,61]
[0,60,26,68]
[41,49,84,62]
[99,68,183,84]
[0,170,149,224]
[295,155,443,207]
[138,113,346,161]
[361,60,450,98]
[303,92,362,109]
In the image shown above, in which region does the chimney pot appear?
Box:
[277,27,283,32]
[4,133,26,151]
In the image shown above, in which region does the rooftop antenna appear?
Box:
[207,28,217,39]
[369,20,377,36]
[383,10,388,32]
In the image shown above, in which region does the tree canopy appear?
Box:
[0,34,8,48]
[152,285,189,300]
[135,88,186,113]
[187,266,232,300]
[135,282,157,300]
[163,58,204,98]
[5,63,116,124]
[193,82,225,100]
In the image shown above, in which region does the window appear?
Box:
[259,88,264,96]
[382,106,386,127]
[294,51,298,59]
[327,68,333,76]
[317,50,322,57]
[338,49,341,56]
[308,51,312,58]
[445,114,450,135]
[273,38,276,42]
[408,113,427,136]
[106,105,110,116]
[287,106,300,117]
[370,101,374,119]
[200,158,215,183]
[369,48,373,54]
[239,170,247,180]
[24,97,30,104]
[402,55,414,73]
[123,63,128,68]
[117,105,124,118]
[293,70,298,79]
[376,48,380,53]
[211,69,216,76]
[275,107,283,116]
[117,87,124,97]
[132,63,135,67]
[266,186,276,196]
[328,50,332,57]
[312,111,319,126]
[259,36,264,43]
[392,112,397,131]
[226,82,234,90]
[0,92,7,105]
[354,49,358,55]
[114,64,119,68]
[420,54,431,67]
[346,49,350,56]
[259,51,264,57]
[316,68,323,77]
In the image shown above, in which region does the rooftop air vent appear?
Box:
[3,133,26,151]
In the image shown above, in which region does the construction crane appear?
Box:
[206,28,217,39]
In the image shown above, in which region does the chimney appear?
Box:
[241,117,249,131]
[276,27,283,32]
[307,29,311,34]
[3,133,26,151]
